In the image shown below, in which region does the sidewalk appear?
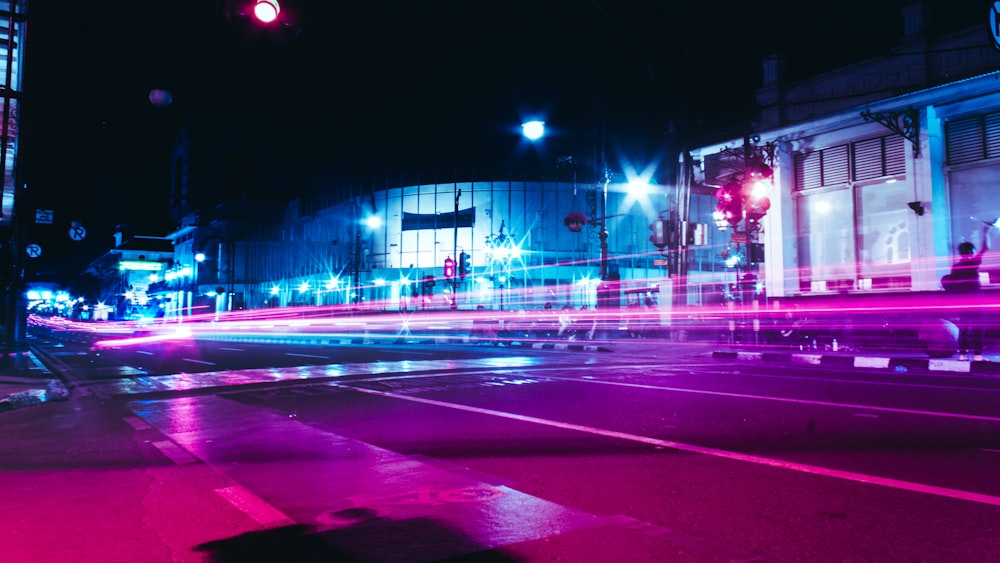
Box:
[710,345,1000,375]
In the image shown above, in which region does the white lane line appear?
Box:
[547,376,1000,424]
[182,358,217,366]
[219,347,245,352]
[215,485,294,526]
[285,353,329,359]
[336,384,1000,508]
[853,413,879,419]
[122,416,152,430]
[982,448,1000,454]
[151,440,197,465]
[136,350,154,356]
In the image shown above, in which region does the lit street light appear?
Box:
[253,0,281,24]
[521,120,545,141]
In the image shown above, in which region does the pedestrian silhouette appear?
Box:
[942,225,992,361]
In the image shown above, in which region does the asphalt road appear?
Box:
[5,330,1000,561]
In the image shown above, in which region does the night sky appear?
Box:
[18,0,986,282]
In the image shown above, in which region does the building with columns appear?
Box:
[687,2,1000,302]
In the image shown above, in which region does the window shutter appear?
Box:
[946,115,984,165]
[795,151,821,191]
[852,137,884,181]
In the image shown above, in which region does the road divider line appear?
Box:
[182,358,217,366]
[336,383,1000,508]
[215,485,294,526]
[284,353,329,359]
[151,440,198,465]
[547,376,1000,423]
[122,416,151,430]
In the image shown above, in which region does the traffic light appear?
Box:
[458,252,470,279]
[746,195,771,231]
[648,219,669,250]
[744,169,771,232]
[443,256,456,279]
[253,0,280,23]
[713,181,743,229]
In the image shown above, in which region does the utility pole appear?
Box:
[452,188,460,310]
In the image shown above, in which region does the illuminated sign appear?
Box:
[119,260,164,272]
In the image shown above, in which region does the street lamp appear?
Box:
[195,235,236,314]
[521,120,545,141]
[486,220,519,310]
[252,0,281,24]
[352,202,381,307]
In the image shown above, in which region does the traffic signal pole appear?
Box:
[452,188,460,310]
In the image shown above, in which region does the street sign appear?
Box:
[731,233,747,244]
[25,243,41,258]
[35,209,53,224]
[68,224,87,241]
[991,2,1000,52]
[653,259,670,266]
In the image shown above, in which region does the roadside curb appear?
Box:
[711,349,1000,375]
[191,333,616,352]
[0,348,70,412]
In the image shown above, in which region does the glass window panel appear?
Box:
[857,181,912,284]
[800,189,856,285]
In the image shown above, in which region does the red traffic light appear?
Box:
[253,0,280,23]
[444,257,456,279]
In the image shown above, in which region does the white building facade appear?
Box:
[687,5,1000,302]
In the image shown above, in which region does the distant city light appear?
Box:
[626,179,649,196]
[119,260,163,271]
[270,285,281,295]
[365,215,382,229]
[521,120,545,141]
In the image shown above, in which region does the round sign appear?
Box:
[25,243,41,258]
[69,224,87,241]
[990,2,1000,52]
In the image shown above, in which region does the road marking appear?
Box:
[182,358,217,366]
[982,448,1000,454]
[547,376,1000,424]
[215,485,294,526]
[219,347,245,352]
[151,440,197,465]
[284,353,329,359]
[855,356,890,369]
[853,413,879,418]
[136,350,154,356]
[122,416,151,430]
[337,383,1000,508]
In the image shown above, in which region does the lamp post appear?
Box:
[195,235,236,316]
[352,204,381,308]
[486,220,516,311]
[452,187,461,310]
